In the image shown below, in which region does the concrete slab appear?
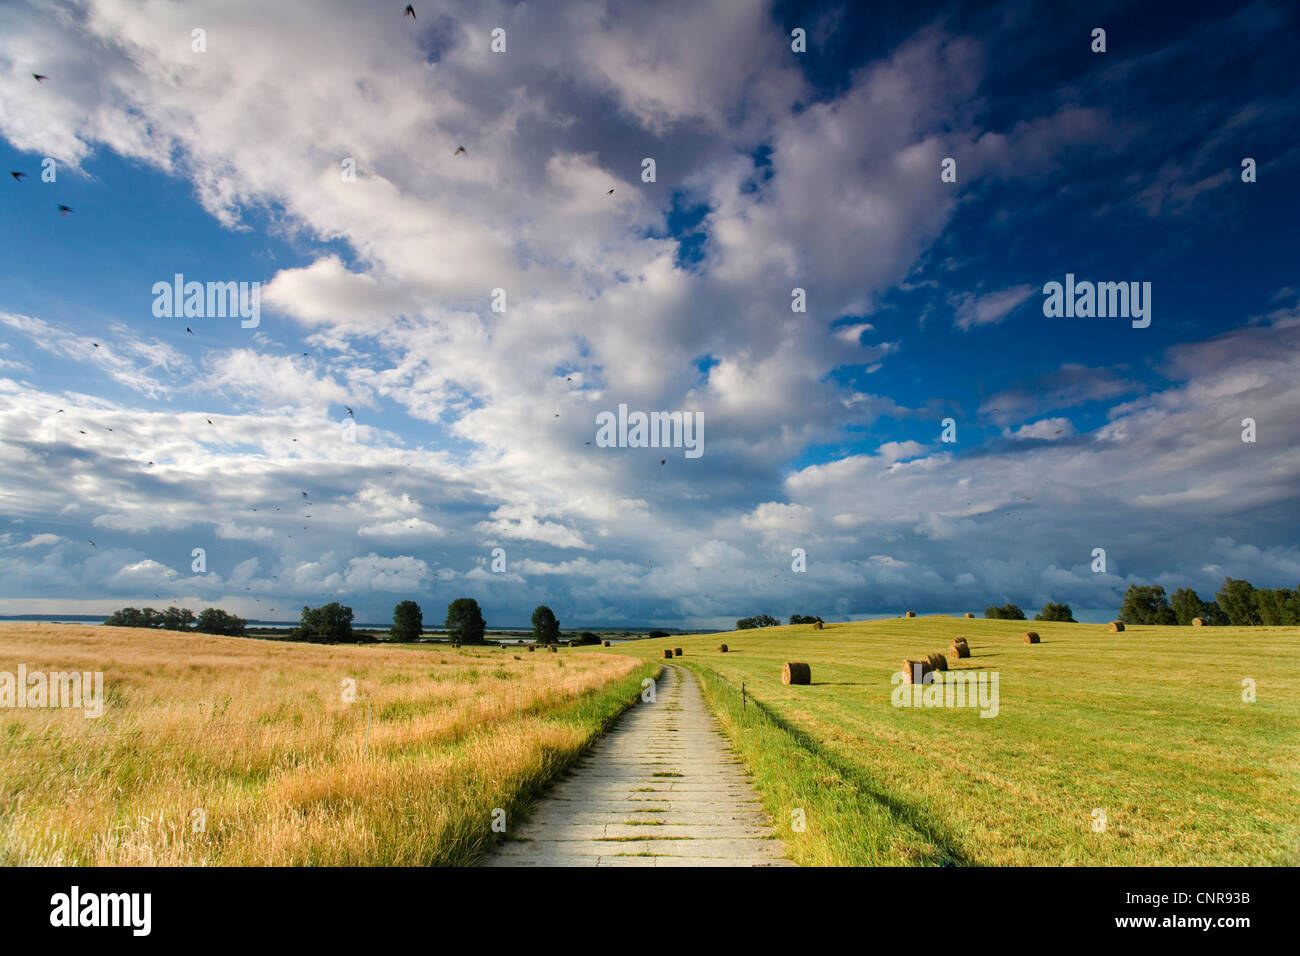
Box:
[482,664,792,867]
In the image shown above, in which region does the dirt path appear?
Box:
[483,663,791,866]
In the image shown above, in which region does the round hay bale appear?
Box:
[1023,631,1040,644]
[964,612,975,618]
[905,610,916,618]
[922,651,948,672]
[1108,621,1125,632]
[718,644,728,652]
[813,620,823,630]
[1192,617,1204,627]
[949,641,970,659]
[568,640,577,647]
[527,645,535,652]
[782,661,811,685]
[662,648,674,659]
[603,640,611,646]
[952,636,968,645]
[673,647,683,657]
[902,657,945,682]
[549,645,558,653]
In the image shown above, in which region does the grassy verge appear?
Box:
[684,661,951,866]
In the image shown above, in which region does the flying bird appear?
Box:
[606,188,614,196]
[185,327,194,334]
[660,459,665,465]
[88,539,96,547]
[9,172,26,181]
[405,4,416,18]
[345,406,353,416]
[58,204,73,215]
[302,491,309,498]
[33,74,47,82]
[92,342,98,348]
[206,419,213,425]
[453,145,466,156]
[56,409,64,414]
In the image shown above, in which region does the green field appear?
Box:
[596,618,1300,866]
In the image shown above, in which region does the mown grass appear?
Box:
[0,624,656,865]
[599,618,1300,866]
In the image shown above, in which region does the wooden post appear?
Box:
[742,681,747,710]
[365,704,371,756]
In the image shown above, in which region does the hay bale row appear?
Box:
[718,643,728,652]
[1109,621,1125,632]
[1023,631,1040,644]
[782,661,811,685]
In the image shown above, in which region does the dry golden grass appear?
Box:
[0,624,651,865]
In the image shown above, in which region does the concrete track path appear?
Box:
[483,662,791,867]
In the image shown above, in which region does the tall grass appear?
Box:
[0,624,655,865]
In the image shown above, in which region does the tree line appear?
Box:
[984,602,1076,621]
[104,606,247,635]
[1119,578,1300,626]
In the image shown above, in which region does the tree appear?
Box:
[789,614,824,625]
[1118,585,1176,625]
[575,631,602,646]
[736,614,780,630]
[105,607,143,628]
[1256,587,1300,626]
[294,602,354,643]
[194,607,247,636]
[390,600,423,642]
[1215,578,1259,626]
[1199,600,1228,626]
[531,605,561,644]
[1170,588,1204,626]
[445,597,486,644]
[647,630,670,638]
[161,606,196,631]
[1035,602,1075,622]
[984,604,1026,620]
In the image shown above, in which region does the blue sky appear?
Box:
[1,0,1298,627]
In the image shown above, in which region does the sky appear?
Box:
[1,0,1298,628]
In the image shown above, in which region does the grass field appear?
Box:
[598,618,1300,866]
[0,624,656,865]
